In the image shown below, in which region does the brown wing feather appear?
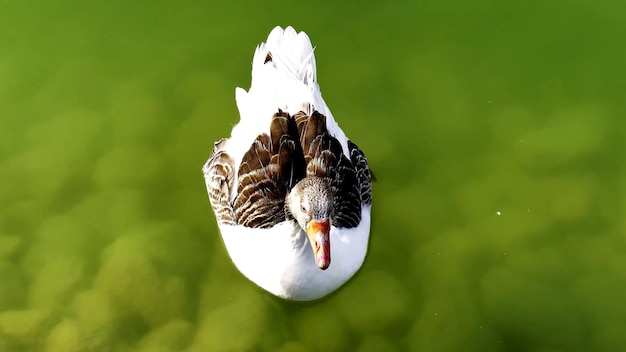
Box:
[203,138,237,225]
[295,110,326,159]
[297,112,364,228]
[224,109,370,230]
[348,140,372,206]
[233,111,305,228]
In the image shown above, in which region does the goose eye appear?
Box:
[301,204,307,213]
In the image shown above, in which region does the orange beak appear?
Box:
[306,219,331,270]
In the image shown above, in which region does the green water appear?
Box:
[1,1,625,351]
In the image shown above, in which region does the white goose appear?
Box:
[203,26,372,301]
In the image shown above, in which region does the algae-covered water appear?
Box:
[1,1,625,351]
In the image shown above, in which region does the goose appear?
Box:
[202,26,372,301]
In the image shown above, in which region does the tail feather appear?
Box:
[231,26,349,168]
[252,26,317,88]
[238,26,326,121]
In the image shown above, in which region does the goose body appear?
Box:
[203,26,372,301]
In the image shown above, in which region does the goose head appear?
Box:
[286,177,333,270]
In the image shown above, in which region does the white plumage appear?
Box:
[218,207,370,301]
[203,26,372,301]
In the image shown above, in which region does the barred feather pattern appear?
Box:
[294,111,363,228]
[233,111,306,228]
[348,141,372,205]
[203,138,237,225]
[215,109,371,230]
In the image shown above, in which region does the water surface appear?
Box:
[0,1,624,351]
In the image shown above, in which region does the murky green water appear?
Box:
[1,1,625,351]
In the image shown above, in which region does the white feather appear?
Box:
[219,206,371,301]
[225,26,349,181]
[209,26,370,301]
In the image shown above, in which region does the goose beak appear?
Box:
[306,219,331,270]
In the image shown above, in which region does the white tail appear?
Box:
[235,26,331,122]
[251,26,317,88]
[229,26,348,171]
